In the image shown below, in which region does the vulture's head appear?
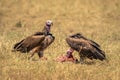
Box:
[70,33,83,39]
[46,20,53,26]
[45,20,53,32]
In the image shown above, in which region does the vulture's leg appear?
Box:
[28,52,35,60]
[79,46,84,64]
[38,51,44,58]
[79,54,85,64]
[38,51,47,60]
[28,46,43,60]
[28,48,37,60]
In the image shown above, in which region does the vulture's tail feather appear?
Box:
[89,40,106,60]
[13,39,27,53]
[14,39,24,49]
[95,50,106,61]
[92,45,106,60]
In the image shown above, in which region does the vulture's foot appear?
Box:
[79,60,84,64]
[40,57,47,60]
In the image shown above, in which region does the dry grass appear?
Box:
[0,0,120,80]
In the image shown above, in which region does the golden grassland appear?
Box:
[0,0,120,80]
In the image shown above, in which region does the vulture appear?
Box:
[66,33,106,63]
[12,20,55,60]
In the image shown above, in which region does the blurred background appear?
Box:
[0,0,120,80]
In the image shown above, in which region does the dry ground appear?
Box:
[0,0,120,80]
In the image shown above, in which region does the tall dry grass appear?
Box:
[0,0,120,80]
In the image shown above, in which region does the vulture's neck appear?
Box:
[42,25,51,35]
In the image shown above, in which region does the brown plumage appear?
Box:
[66,33,106,63]
[12,20,55,59]
[13,34,45,53]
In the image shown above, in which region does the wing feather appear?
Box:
[66,36,106,61]
[13,35,45,52]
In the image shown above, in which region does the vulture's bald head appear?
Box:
[42,20,53,34]
[46,20,53,26]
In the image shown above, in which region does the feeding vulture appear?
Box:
[66,33,106,63]
[12,20,55,60]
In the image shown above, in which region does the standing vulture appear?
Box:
[66,33,106,63]
[12,20,55,60]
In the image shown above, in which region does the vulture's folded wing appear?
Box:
[90,45,106,60]
[66,37,106,61]
[13,35,45,52]
[66,37,87,51]
[88,39,100,48]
